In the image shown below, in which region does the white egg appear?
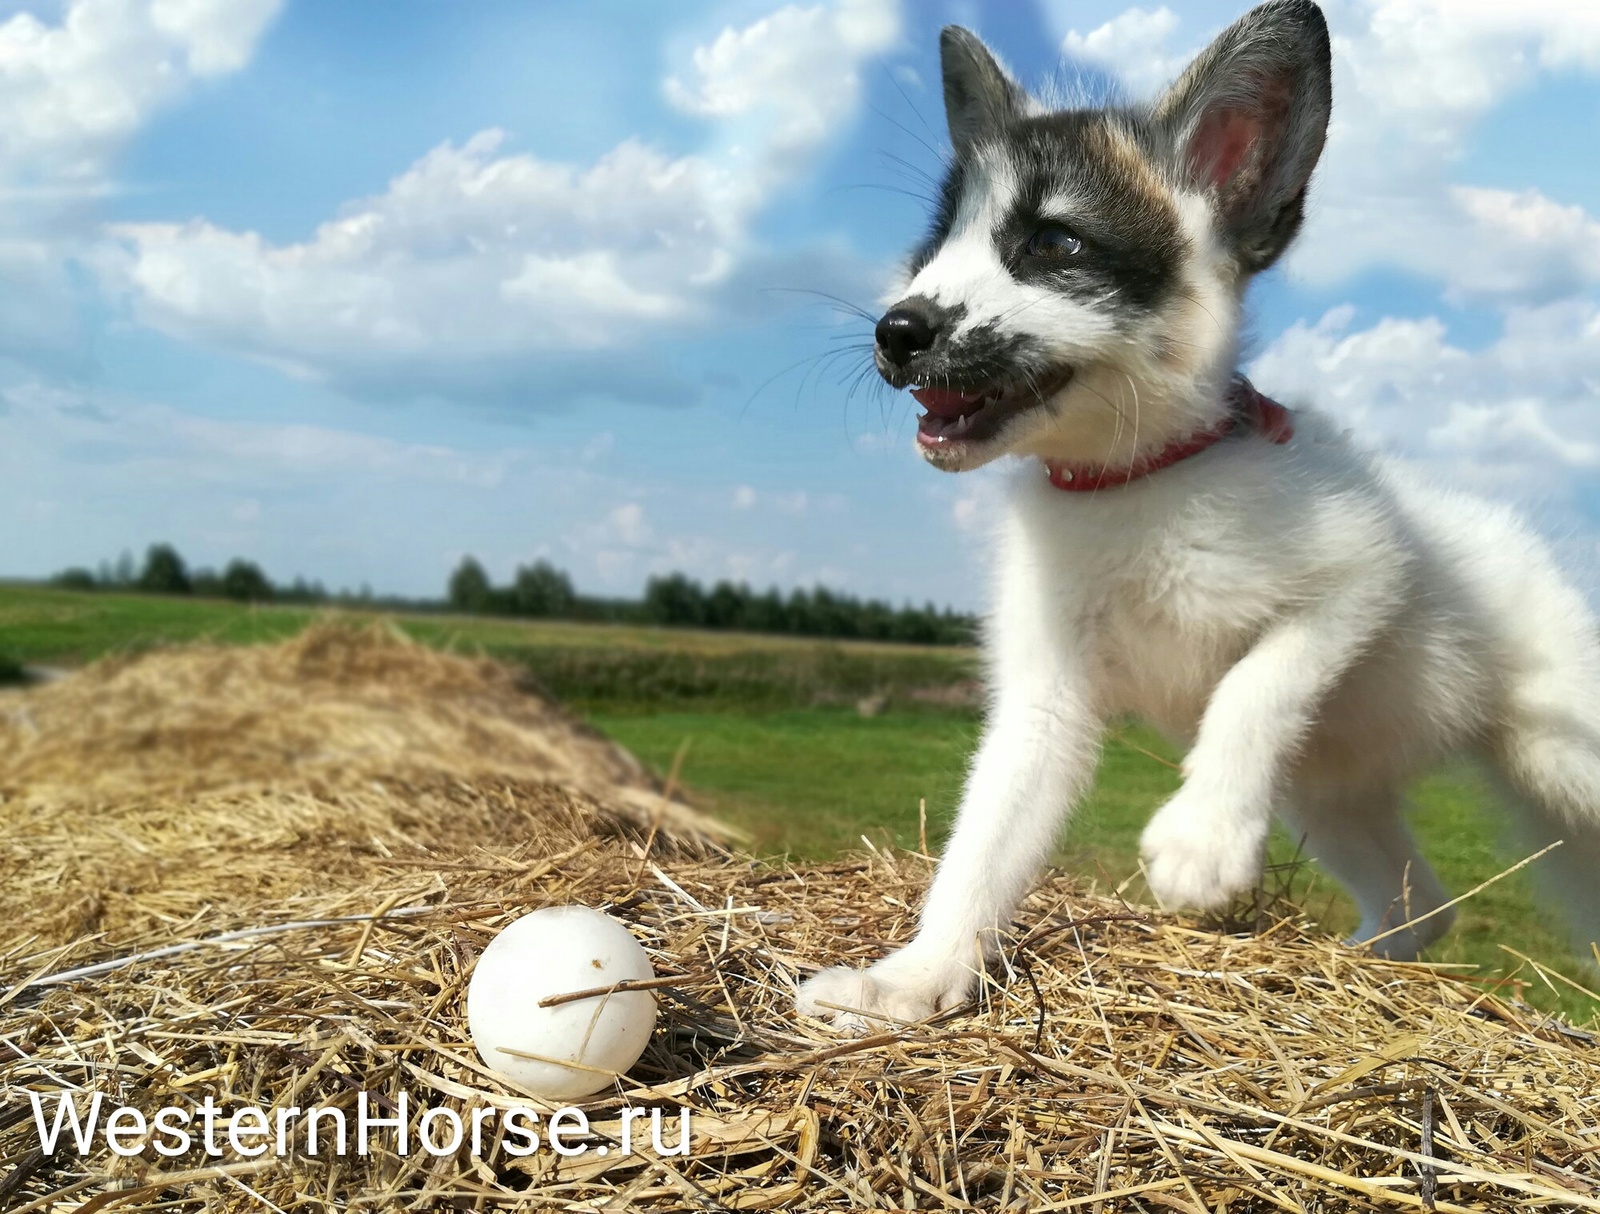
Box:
[467,905,657,1101]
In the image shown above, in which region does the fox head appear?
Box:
[876,0,1331,473]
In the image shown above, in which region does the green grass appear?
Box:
[0,583,976,710]
[589,710,1184,865]
[4,581,1596,1023]
[590,707,980,855]
[0,584,318,660]
[595,711,1598,1024]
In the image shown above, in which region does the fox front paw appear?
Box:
[1140,794,1268,911]
[796,947,976,1035]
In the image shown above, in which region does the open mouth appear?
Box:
[911,370,1073,450]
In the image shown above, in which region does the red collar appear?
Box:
[1044,378,1293,492]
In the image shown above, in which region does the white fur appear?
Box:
[798,411,1600,1032]
[906,158,1122,368]
[801,19,1600,1033]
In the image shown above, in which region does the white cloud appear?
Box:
[103,130,742,377]
[0,0,278,362]
[1438,187,1600,301]
[1337,1,1600,127]
[606,502,652,546]
[0,378,513,488]
[950,493,980,532]
[665,0,899,183]
[0,0,280,190]
[720,484,836,518]
[0,375,877,599]
[942,470,1007,542]
[774,489,810,517]
[1055,0,1600,304]
[891,64,922,89]
[100,0,900,403]
[1249,302,1600,498]
[579,432,615,464]
[1247,297,1600,598]
[1060,6,1183,97]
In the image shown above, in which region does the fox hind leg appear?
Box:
[1278,781,1454,961]
[1492,706,1600,963]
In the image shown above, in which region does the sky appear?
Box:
[1,0,1598,609]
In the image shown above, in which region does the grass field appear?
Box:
[3,581,1596,1022]
[0,583,975,707]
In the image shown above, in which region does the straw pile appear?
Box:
[0,622,729,950]
[3,625,1598,1212]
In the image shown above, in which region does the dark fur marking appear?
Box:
[926,318,1042,390]
[909,113,1188,317]
[994,115,1187,313]
[872,303,1038,392]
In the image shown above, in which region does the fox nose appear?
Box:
[875,304,940,367]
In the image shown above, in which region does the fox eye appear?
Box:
[1025,223,1083,259]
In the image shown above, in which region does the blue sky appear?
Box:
[2,0,1598,609]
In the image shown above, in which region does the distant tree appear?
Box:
[69,537,974,643]
[891,604,938,644]
[138,544,192,594]
[511,561,575,617]
[745,587,787,633]
[810,587,856,639]
[704,581,748,630]
[858,598,893,641]
[52,567,97,591]
[448,556,493,613]
[222,559,274,603]
[644,573,706,627]
[280,576,329,603]
[785,587,814,636]
[937,607,975,646]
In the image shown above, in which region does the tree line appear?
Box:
[50,545,976,645]
[448,558,973,644]
[53,544,331,603]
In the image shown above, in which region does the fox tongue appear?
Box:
[911,386,986,418]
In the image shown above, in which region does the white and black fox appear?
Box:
[799,0,1600,1032]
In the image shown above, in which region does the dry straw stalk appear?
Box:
[2,624,1597,1210]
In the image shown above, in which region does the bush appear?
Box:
[222,559,274,603]
[51,567,97,591]
[511,561,574,617]
[498,642,980,712]
[448,556,493,613]
[643,573,706,627]
[138,544,192,595]
[281,577,330,604]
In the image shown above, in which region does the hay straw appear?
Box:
[2,624,1598,1211]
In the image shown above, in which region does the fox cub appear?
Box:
[799,0,1600,1031]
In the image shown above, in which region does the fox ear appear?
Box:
[940,27,1026,158]
[1155,0,1331,272]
